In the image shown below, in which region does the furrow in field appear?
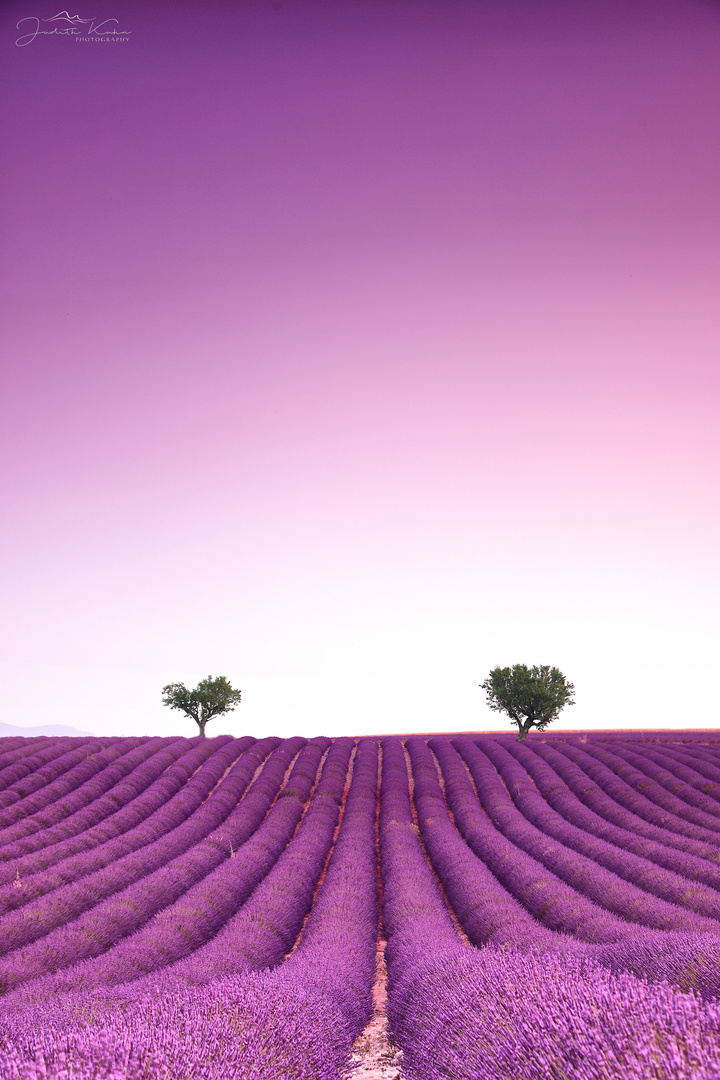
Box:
[549,741,720,847]
[656,743,720,781]
[1,739,381,1080]
[457,738,720,934]
[0,738,229,883]
[0,740,84,793]
[145,736,352,985]
[6,738,328,995]
[408,737,570,951]
[479,739,720,921]
[0,739,152,842]
[0,740,113,811]
[0,737,176,850]
[623,742,720,784]
[602,742,720,818]
[570,741,720,834]
[0,738,247,907]
[0,738,306,990]
[380,737,465,972]
[526,739,720,864]
[504,740,720,895]
[431,738,632,942]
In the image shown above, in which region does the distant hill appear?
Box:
[0,722,95,737]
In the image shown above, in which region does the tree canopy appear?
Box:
[480,664,575,741]
[161,675,241,737]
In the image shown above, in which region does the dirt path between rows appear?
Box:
[348,937,403,1079]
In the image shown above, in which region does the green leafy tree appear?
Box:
[161,675,241,737]
[480,664,575,742]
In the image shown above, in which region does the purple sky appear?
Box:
[2,0,719,738]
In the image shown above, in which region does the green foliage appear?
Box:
[480,664,575,741]
[161,675,241,736]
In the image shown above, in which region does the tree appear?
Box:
[161,675,241,737]
[480,664,575,742]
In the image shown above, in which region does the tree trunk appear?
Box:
[517,720,534,742]
[197,718,207,737]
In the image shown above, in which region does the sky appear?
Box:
[1,0,719,740]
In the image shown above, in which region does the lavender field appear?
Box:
[3,732,720,1078]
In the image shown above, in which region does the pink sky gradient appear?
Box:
[1,0,719,737]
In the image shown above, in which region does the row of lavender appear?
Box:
[4,732,720,1076]
[1,730,720,959]
[4,730,720,967]
[0,736,380,1078]
[383,735,720,1080]
[422,736,720,992]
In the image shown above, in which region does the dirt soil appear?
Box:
[348,938,403,1079]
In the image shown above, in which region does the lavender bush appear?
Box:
[527,739,720,861]
[0,740,119,812]
[4,731,720,1078]
[0,739,91,797]
[0,738,257,913]
[0,738,215,872]
[392,946,720,1080]
[0,737,201,853]
[506,739,720,891]
[0,738,310,993]
[479,738,720,920]
[555,741,720,842]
